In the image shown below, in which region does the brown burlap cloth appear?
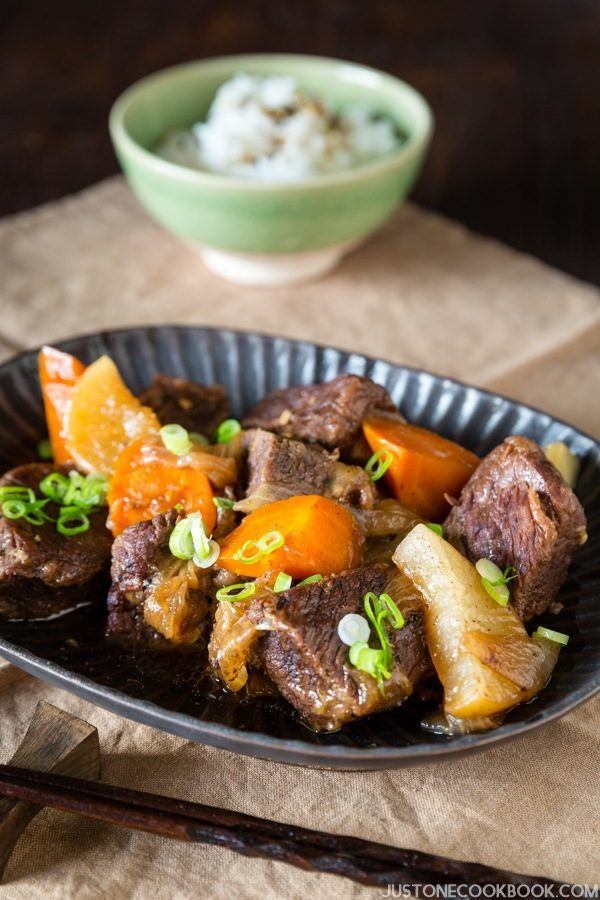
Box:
[0,178,598,897]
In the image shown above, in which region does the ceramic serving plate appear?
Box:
[0,326,598,769]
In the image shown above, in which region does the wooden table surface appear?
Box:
[3,0,599,283]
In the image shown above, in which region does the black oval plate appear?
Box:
[0,325,598,769]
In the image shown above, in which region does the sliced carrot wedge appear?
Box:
[108,437,217,536]
[38,346,85,464]
[363,418,479,520]
[218,495,364,579]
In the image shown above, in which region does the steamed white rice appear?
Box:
[156,73,401,181]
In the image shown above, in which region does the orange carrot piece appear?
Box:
[218,495,364,579]
[363,418,479,520]
[38,346,85,465]
[108,437,217,536]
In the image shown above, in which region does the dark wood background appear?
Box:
[2,0,599,283]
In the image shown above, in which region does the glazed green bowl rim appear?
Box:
[109,52,433,193]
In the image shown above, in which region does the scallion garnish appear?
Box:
[190,512,211,560]
[168,512,220,568]
[232,530,285,564]
[297,574,324,586]
[273,572,292,593]
[475,559,517,607]
[1,499,27,520]
[0,486,35,504]
[39,472,69,503]
[169,517,195,560]
[213,496,235,510]
[0,471,106,536]
[426,523,444,538]
[216,582,256,603]
[364,449,393,482]
[160,423,192,456]
[56,508,90,535]
[215,418,242,444]
[37,438,53,460]
[190,432,209,446]
[337,613,370,646]
[350,592,405,693]
[534,626,569,646]
[348,642,391,684]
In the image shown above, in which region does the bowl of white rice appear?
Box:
[110,54,432,286]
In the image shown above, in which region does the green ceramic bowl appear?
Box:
[109,54,433,286]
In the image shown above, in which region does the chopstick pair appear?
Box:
[0,762,569,890]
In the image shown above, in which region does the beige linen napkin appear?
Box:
[0,178,598,896]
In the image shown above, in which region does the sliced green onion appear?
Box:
[160,423,192,456]
[216,582,256,603]
[62,470,83,506]
[481,578,510,606]
[364,449,393,482]
[364,592,393,669]
[378,593,405,629]
[190,512,211,560]
[169,517,195,560]
[37,438,53,460]
[23,498,54,525]
[0,486,35,503]
[233,530,284,564]
[273,572,293,593]
[426,523,444,538]
[232,539,263,565]
[534,626,569,646]
[1,499,27,519]
[215,418,242,444]
[297,574,323,586]
[475,558,504,584]
[56,508,90,535]
[213,496,235,510]
[78,473,108,508]
[39,472,70,503]
[348,642,391,692]
[338,613,370,646]
[190,432,209,446]
[476,558,517,606]
[193,540,220,569]
[258,530,284,554]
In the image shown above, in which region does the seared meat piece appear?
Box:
[139,374,230,437]
[107,509,210,647]
[238,428,376,512]
[444,436,587,621]
[247,564,431,732]
[0,463,112,620]
[243,375,399,458]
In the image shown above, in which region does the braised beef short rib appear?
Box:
[444,436,587,621]
[239,428,377,511]
[140,374,230,438]
[243,374,400,459]
[0,463,112,620]
[107,509,210,647]
[247,564,431,732]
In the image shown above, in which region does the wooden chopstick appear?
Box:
[0,764,568,889]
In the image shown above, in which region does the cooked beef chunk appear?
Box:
[444,436,587,621]
[107,510,210,647]
[0,464,112,620]
[243,375,399,457]
[238,428,376,511]
[247,564,431,732]
[139,375,230,437]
